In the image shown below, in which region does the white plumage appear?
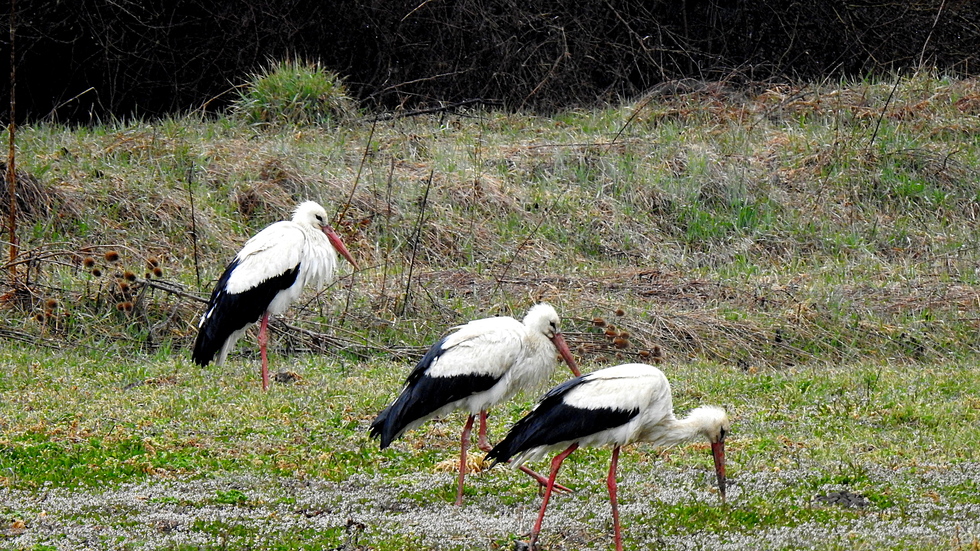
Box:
[192,201,357,390]
[487,363,729,551]
[370,303,581,506]
[223,220,338,307]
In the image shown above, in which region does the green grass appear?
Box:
[2,348,980,548]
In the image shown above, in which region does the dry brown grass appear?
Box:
[2,75,980,367]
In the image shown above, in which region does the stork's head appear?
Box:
[691,405,730,443]
[523,303,581,377]
[689,405,729,503]
[294,201,358,270]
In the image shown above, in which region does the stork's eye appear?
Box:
[315,214,324,223]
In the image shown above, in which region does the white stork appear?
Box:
[192,201,358,390]
[486,362,729,551]
[369,303,582,506]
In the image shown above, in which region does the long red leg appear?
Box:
[519,465,574,493]
[477,410,491,451]
[456,414,477,506]
[608,446,623,551]
[258,312,271,391]
[528,443,578,550]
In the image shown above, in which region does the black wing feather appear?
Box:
[370,337,502,448]
[191,259,300,366]
[405,336,449,385]
[486,376,639,465]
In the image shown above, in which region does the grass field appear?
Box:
[2,69,980,549]
[2,351,980,549]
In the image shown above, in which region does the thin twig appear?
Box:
[6,0,17,279]
[399,168,434,317]
[469,112,485,265]
[489,214,549,303]
[186,165,201,289]
[401,0,437,22]
[519,27,570,110]
[140,277,207,303]
[380,156,395,305]
[366,99,499,122]
[366,72,468,101]
[868,77,901,150]
[338,119,376,223]
[918,0,947,69]
[45,87,95,120]
[336,120,376,325]
[608,93,657,148]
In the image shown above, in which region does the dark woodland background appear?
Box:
[2,0,979,123]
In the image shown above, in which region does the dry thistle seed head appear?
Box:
[592,317,606,327]
[83,257,96,268]
[147,257,160,268]
[618,330,630,339]
[123,271,137,282]
[613,336,629,349]
[123,302,134,312]
[104,251,120,262]
[651,345,664,363]
[118,282,130,293]
[45,298,59,310]
[91,268,102,277]
[638,349,651,358]
[116,302,126,311]
[604,326,618,338]
[34,313,45,322]
[615,308,625,316]
[152,267,163,277]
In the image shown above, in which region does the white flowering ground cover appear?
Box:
[2,350,980,550]
[3,462,980,550]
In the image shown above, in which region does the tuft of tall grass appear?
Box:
[230,58,357,128]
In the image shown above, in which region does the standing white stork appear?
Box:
[486,363,729,551]
[192,201,358,391]
[369,303,581,506]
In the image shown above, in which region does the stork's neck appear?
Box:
[650,408,721,448]
[656,414,702,446]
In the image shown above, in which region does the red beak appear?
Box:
[551,333,581,377]
[711,440,727,503]
[322,225,358,270]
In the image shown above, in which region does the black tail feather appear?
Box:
[191,260,299,366]
[369,404,399,449]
